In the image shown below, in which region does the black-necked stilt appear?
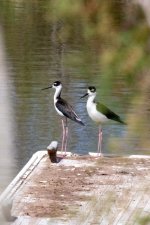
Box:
[42,81,84,155]
[81,86,126,156]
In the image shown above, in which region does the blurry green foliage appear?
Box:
[44,0,150,91]
[138,215,150,225]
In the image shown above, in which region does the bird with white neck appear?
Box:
[81,86,126,157]
[42,81,84,156]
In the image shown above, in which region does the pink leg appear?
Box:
[98,126,103,156]
[63,118,68,155]
[61,119,65,153]
[64,126,68,155]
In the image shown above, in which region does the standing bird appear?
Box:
[42,81,84,155]
[81,86,126,156]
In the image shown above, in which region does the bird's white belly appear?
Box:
[87,104,108,124]
[54,104,64,117]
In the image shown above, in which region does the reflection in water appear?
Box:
[0,26,17,193]
[0,0,150,192]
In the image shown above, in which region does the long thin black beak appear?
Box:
[41,86,52,90]
[80,93,88,99]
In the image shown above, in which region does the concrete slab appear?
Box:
[0,152,150,225]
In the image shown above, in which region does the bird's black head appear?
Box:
[53,81,61,87]
[80,86,96,99]
[41,81,62,91]
[88,86,96,93]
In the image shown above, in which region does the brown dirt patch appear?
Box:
[12,155,150,219]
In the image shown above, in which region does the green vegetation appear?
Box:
[138,216,150,225]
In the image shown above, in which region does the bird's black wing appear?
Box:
[97,102,126,124]
[56,98,85,126]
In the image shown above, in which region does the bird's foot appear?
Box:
[57,151,67,158]
[62,149,67,158]
[97,153,103,158]
[89,152,104,157]
[62,153,67,158]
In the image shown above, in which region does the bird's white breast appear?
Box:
[87,101,108,124]
[54,103,64,117]
[53,98,63,117]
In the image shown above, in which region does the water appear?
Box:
[0,1,150,193]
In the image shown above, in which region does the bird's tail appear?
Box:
[118,118,127,125]
[75,118,85,126]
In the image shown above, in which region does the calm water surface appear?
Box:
[0,1,149,192]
